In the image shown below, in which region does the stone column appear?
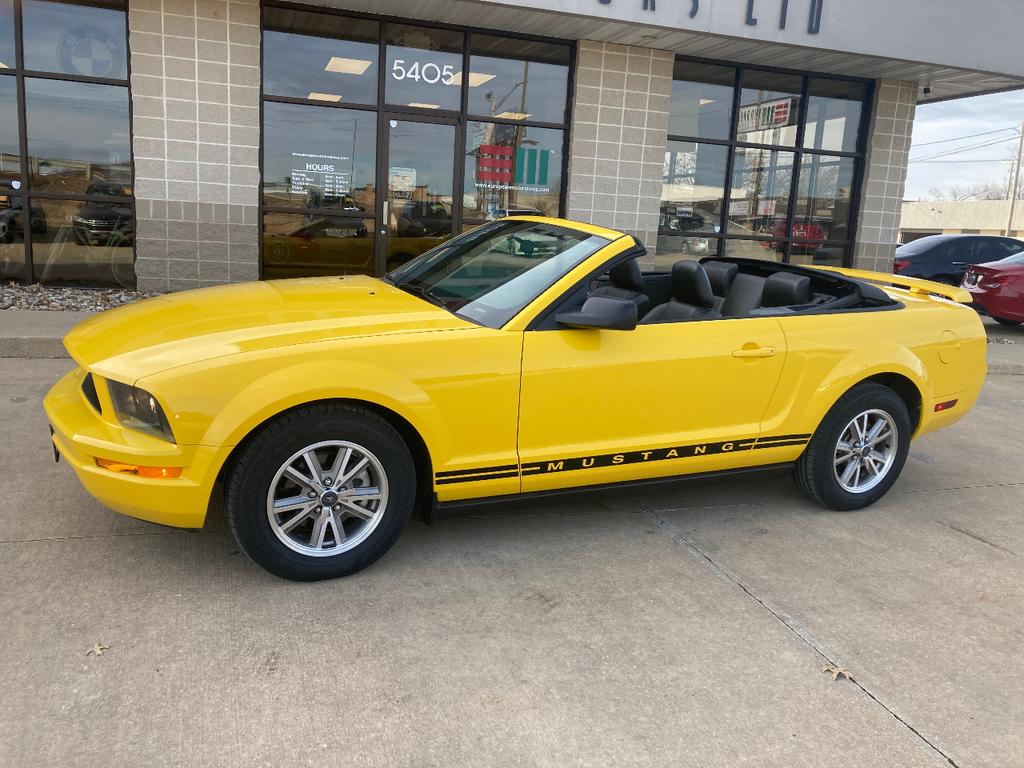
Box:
[566,40,673,263]
[853,79,918,272]
[128,0,261,291]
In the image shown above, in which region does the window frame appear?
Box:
[662,55,874,269]
[259,1,574,279]
[1,0,135,286]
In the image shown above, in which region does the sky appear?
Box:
[904,89,1024,200]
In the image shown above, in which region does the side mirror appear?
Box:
[555,295,638,331]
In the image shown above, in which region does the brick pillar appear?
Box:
[566,40,673,263]
[128,0,261,291]
[853,79,917,272]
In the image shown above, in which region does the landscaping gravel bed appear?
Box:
[1,281,163,312]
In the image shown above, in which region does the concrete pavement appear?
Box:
[0,310,95,358]
[1,358,1021,767]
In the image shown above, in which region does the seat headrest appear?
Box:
[608,258,644,293]
[703,261,739,296]
[762,272,812,307]
[671,260,716,308]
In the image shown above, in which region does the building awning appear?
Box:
[305,0,1024,103]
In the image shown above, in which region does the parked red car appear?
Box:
[770,220,828,254]
[962,252,1024,326]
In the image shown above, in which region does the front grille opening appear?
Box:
[81,373,101,413]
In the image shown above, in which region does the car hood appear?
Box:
[65,275,475,381]
[76,202,133,219]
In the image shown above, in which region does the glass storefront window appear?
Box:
[467,34,569,124]
[261,10,570,279]
[653,235,721,271]
[263,101,377,212]
[729,147,795,242]
[738,70,802,146]
[795,155,856,242]
[667,58,867,268]
[661,141,727,236]
[0,0,14,69]
[263,9,379,105]
[263,214,375,279]
[790,242,848,268]
[22,0,126,79]
[385,119,455,270]
[385,24,463,112]
[0,75,20,186]
[4,0,132,287]
[0,201,26,280]
[25,78,130,193]
[31,196,134,286]
[804,79,866,154]
[668,62,735,140]
[463,121,563,228]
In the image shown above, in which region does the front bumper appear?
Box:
[44,367,227,528]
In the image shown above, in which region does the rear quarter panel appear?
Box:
[765,294,986,441]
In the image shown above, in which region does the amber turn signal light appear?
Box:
[95,458,182,478]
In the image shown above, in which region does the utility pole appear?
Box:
[1005,121,1024,236]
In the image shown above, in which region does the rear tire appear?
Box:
[794,383,911,511]
[227,404,416,581]
[993,317,1022,327]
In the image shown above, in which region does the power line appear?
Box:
[910,134,1019,162]
[911,126,1018,148]
[910,158,1014,164]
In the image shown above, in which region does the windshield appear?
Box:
[386,220,611,328]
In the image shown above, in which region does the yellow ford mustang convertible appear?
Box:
[45,217,986,580]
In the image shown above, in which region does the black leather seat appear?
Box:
[703,261,739,311]
[720,273,768,317]
[642,261,721,323]
[762,272,812,307]
[590,258,651,319]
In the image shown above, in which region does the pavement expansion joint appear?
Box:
[0,528,225,546]
[646,508,963,768]
[937,521,1020,558]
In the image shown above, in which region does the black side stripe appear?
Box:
[756,433,812,443]
[521,439,758,477]
[434,434,811,484]
[753,439,809,449]
[436,469,520,485]
[435,463,519,479]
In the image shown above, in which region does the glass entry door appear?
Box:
[379,117,457,273]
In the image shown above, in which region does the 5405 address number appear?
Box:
[391,59,455,85]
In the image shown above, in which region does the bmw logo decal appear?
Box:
[57,27,121,78]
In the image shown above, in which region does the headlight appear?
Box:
[106,380,175,442]
[72,215,88,224]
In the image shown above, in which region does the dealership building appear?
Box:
[1,0,1023,290]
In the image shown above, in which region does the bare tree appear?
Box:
[926,181,1021,201]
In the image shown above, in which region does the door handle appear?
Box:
[732,345,776,359]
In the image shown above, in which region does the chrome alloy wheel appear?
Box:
[266,440,389,557]
[833,409,898,494]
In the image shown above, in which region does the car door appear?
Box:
[943,238,977,283]
[517,315,787,493]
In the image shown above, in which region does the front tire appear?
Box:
[227,404,416,580]
[993,316,1022,327]
[794,383,911,511]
